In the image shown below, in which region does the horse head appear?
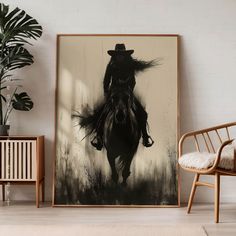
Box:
[109,88,133,125]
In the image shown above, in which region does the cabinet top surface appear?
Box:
[0,135,44,140]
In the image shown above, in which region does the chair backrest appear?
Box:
[182,122,236,154]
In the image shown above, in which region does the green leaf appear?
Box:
[0,44,33,71]
[12,92,33,111]
[0,3,42,45]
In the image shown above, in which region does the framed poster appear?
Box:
[53,34,179,206]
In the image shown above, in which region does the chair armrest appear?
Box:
[211,139,234,171]
[179,139,234,174]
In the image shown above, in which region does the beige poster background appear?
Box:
[55,35,178,205]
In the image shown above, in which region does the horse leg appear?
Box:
[121,156,133,186]
[107,154,118,184]
[134,97,154,147]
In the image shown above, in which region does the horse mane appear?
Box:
[132,58,158,74]
[72,100,111,141]
[109,55,159,75]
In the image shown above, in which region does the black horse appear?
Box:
[103,88,141,185]
[76,87,141,185]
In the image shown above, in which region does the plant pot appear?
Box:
[0,125,10,136]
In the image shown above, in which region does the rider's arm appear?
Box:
[129,74,136,91]
[103,64,112,95]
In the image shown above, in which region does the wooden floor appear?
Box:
[0,202,236,235]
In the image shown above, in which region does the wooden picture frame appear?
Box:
[53,34,180,207]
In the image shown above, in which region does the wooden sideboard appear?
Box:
[0,136,44,207]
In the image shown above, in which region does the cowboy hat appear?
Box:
[107,43,134,56]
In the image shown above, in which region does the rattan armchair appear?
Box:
[179,122,236,223]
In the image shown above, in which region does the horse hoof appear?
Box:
[121,182,127,187]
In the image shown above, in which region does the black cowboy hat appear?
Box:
[107,43,134,56]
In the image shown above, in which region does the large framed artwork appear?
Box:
[53,34,179,206]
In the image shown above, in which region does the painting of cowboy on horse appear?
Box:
[77,43,156,185]
[54,35,179,206]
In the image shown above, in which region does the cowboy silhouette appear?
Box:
[90,43,155,150]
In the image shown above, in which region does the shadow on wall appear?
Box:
[9,33,54,201]
[179,36,195,134]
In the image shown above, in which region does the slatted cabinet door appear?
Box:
[0,140,37,181]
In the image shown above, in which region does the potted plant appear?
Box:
[0,3,42,135]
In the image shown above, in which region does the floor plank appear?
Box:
[0,201,236,235]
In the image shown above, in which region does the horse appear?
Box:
[103,88,141,186]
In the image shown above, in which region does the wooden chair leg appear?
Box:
[215,172,220,223]
[187,173,200,213]
[2,184,5,201]
[36,181,40,208]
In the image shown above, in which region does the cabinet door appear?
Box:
[0,140,37,181]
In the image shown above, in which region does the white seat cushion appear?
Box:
[179,144,235,170]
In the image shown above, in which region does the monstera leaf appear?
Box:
[1,44,33,72]
[12,92,33,111]
[0,3,42,46]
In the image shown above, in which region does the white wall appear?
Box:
[2,0,236,203]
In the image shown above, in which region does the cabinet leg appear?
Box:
[41,180,45,202]
[2,184,5,201]
[36,181,40,208]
